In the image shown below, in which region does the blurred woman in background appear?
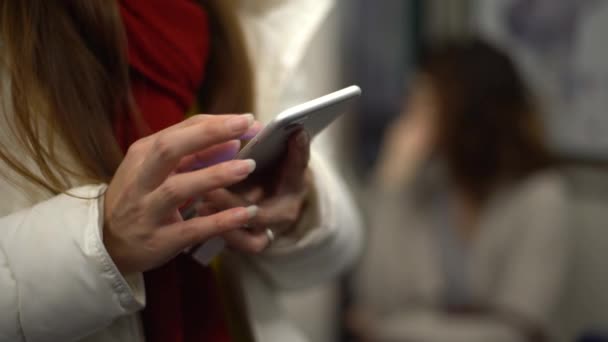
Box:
[350,39,570,341]
[0,1,362,341]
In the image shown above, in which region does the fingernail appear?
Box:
[232,159,256,176]
[245,205,258,218]
[226,114,254,132]
[297,130,310,147]
[235,205,259,220]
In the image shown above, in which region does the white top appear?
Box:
[355,171,572,341]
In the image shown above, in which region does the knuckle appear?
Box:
[154,136,175,162]
[285,211,300,224]
[111,190,146,221]
[200,119,225,139]
[143,233,164,253]
[187,114,209,124]
[277,206,299,224]
[211,213,231,231]
[236,237,263,254]
[207,166,233,186]
[179,224,199,244]
[244,235,267,254]
[183,218,216,244]
[250,240,267,254]
[127,199,147,220]
[159,180,181,204]
[203,172,223,188]
[126,139,146,156]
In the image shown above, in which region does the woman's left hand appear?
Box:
[201,130,312,253]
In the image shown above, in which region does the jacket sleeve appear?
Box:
[249,151,364,290]
[0,184,145,342]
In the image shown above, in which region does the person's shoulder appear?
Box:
[509,169,568,212]
[519,169,566,198]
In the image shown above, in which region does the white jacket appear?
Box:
[0,0,363,341]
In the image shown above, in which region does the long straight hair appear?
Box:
[0,1,128,194]
[0,0,254,195]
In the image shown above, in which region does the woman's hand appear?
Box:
[200,130,312,253]
[103,114,260,274]
[375,79,437,189]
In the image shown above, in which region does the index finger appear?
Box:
[139,114,255,190]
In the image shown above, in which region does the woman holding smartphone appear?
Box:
[0,1,362,341]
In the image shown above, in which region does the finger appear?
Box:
[159,114,212,133]
[208,188,302,234]
[175,140,241,173]
[222,229,269,254]
[276,130,310,194]
[243,186,265,203]
[148,159,256,216]
[204,188,267,231]
[126,114,249,154]
[162,114,262,141]
[206,187,264,205]
[130,115,212,148]
[139,114,255,190]
[158,113,240,135]
[241,121,264,140]
[253,195,305,233]
[162,114,261,139]
[205,188,250,208]
[161,205,258,252]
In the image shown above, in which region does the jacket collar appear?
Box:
[236,0,334,121]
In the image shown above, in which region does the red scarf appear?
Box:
[118,1,232,341]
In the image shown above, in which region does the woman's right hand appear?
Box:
[103,114,259,275]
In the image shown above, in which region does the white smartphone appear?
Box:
[184,85,361,265]
[236,85,361,172]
